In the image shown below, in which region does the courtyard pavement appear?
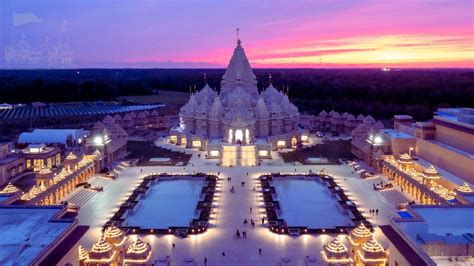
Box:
[60,141,399,265]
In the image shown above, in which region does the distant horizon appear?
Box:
[1,66,473,71]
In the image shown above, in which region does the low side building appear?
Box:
[0,142,26,186]
[380,205,474,266]
[0,205,86,265]
[356,108,474,205]
[21,143,62,172]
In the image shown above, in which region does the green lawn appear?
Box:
[126,141,191,166]
[280,140,354,164]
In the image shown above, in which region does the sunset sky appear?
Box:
[2,0,474,68]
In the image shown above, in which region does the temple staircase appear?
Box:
[221,144,256,167]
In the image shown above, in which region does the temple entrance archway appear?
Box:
[235,129,243,143]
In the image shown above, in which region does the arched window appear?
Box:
[228,129,233,143]
[235,129,243,143]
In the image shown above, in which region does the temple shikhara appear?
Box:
[170,36,306,166]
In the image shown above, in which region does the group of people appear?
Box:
[369,209,379,216]
[234,229,247,238]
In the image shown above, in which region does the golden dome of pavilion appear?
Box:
[349,223,372,244]
[359,237,388,262]
[0,183,19,194]
[88,236,116,262]
[78,245,89,261]
[321,238,351,263]
[456,182,473,193]
[38,167,52,175]
[397,153,412,164]
[124,237,153,265]
[104,225,126,246]
[66,152,78,160]
[421,165,440,179]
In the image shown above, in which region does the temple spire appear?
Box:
[203,73,207,85]
[268,73,272,86]
[236,27,241,45]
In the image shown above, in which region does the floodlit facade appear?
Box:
[0,142,25,186]
[352,108,474,206]
[170,38,306,165]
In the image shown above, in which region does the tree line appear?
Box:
[0,68,472,121]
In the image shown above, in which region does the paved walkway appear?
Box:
[59,142,400,265]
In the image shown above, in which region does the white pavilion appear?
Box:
[169,37,307,166]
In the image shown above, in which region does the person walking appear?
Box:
[261,217,265,225]
[204,257,207,265]
[250,207,252,213]
[172,243,175,250]
[243,231,247,238]
[259,248,262,255]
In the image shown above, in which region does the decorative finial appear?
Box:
[203,73,207,85]
[194,84,197,93]
[189,86,192,95]
[268,73,272,86]
[236,27,241,45]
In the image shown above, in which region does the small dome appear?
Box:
[78,245,89,261]
[255,95,269,119]
[137,112,147,119]
[180,94,198,115]
[456,182,473,193]
[38,168,52,175]
[0,183,19,194]
[357,114,365,121]
[322,238,351,262]
[422,165,440,179]
[195,83,215,104]
[195,100,210,119]
[89,236,115,261]
[124,237,152,263]
[331,112,342,118]
[318,110,328,117]
[350,223,372,243]
[373,121,385,130]
[209,96,224,119]
[360,237,387,261]
[122,113,132,121]
[65,152,78,161]
[102,115,115,124]
[104,225,126,246]
[397,153,412,164]
[269,102,283,118]
[93,121,106,131]
[262,84,282,103]
[129,112,137,119]
[364,115,376,124]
